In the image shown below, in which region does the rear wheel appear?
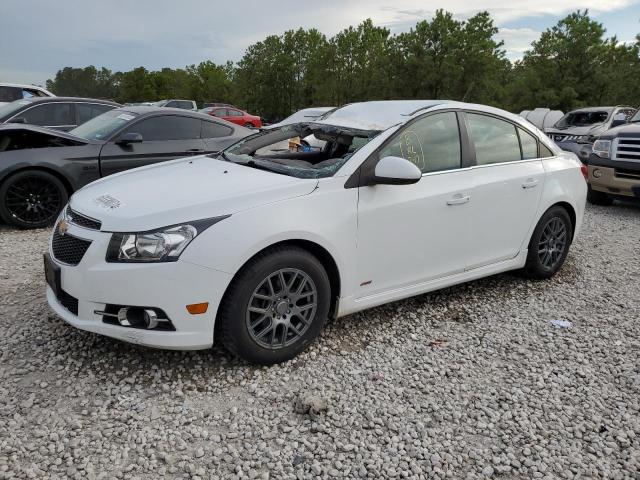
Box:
[0,170,68,229]
[244,122,255,128]
[522,206,572,279]
[587,185,613,206]
[219,246,331,365]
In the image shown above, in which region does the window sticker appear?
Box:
[117,114,135,122]
[399,130,425,170]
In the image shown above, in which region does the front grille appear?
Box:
[58,290,79,316]
[615,168,640,180]
[614,138,640,162]
[52,231,92,265]
[66,206,101,230]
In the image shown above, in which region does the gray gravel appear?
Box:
[1,203,639,479]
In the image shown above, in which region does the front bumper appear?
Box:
[46,222,233,350]
[588,165,640,198]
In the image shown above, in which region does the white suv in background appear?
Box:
[0,83,55,105]
[45,100,587,364]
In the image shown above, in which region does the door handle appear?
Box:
[446,194,470,206]
[522,179,539,189]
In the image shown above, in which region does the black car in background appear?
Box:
[0,106,251,228]
[0,97,120,131]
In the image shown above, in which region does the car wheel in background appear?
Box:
[244,122,255,128]
[587,185,613,206]
[0,170,68,229]
[219,246,331,365]
[522,206,573,280]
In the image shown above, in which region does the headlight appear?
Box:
[106,216,229,263]
[592,139,611,158]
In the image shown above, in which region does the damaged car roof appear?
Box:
[316,100,448,130]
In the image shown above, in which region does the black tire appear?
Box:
[522,206,573,280]
[244,122,255,128]
[219,246,331,365]
[587,185,613,206]
[0,170,68,229]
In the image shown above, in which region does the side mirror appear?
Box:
[370,156,422,185]
[117,132,143,145]
[611,113,627,128]
[8,117,27,124]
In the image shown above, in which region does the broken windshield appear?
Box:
[220,122,379,179]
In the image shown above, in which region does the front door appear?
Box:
[99,114,207,177]
[355,111,473,298]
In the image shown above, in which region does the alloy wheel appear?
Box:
[4,176,62,226]
[245,268,318,349]
[537,217,567,269]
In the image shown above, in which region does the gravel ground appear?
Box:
[0,203,639,480]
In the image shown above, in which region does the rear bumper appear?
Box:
[588,165,640,198]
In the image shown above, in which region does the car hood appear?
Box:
[545,124,605,137]
[598,122,640,139]
[0,123,96,144]
[70,156,319,231]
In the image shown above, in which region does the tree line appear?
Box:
[44,10,640,122]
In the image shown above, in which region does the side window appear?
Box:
[212,109,228,117]
[229,109,243,117]
[0,86,22,102]
[379,112,461,174]
[539,143,555,158]
[201,120,233,138]
[123,115,201,141]
[77,104,114,124]
[21,103,74,126]
[518,127,538,160]
[467,113,521,165]
[178,101,193,110]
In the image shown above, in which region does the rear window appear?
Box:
[556,110,610,128]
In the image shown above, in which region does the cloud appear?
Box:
[495,28,543,60]
[0,0,638,85]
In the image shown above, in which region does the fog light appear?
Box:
[593,169,602,178]
[186,303,209,315]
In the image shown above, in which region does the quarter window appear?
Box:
[201,120,233,138]
[212,109,228,117]
[518,127,538,160]
[21,103,74,126]
[379,112,461,174]
[123,115,201,141]
[467,113,521,165]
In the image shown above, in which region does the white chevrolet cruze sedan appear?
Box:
[45,101,587,364]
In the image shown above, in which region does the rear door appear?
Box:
[98,114,206,177]
[463,112,545,269]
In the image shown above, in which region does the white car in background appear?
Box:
[0,83,55,105]
[45,100,587,364]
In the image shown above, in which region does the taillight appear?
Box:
[580,164,588,181]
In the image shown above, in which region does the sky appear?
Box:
[1,0,639,86]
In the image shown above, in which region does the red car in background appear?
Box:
[207,107,262,128]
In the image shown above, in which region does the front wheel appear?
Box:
[522,206,573,279]
[244,122,255,129]
[219,246,331,365]
[0,170,68,229]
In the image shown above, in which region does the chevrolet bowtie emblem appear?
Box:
[58,219,69,236]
